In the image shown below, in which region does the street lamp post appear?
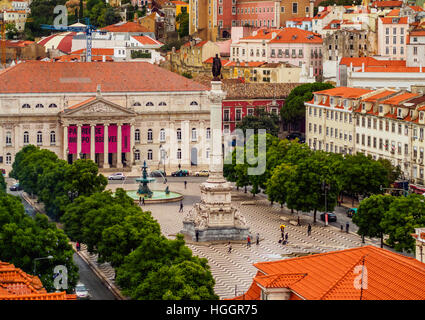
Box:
[132,145,136,165]
[33,255,53,275]
[321,181,330,225]
[68,190,78,202]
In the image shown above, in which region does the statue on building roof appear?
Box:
[212,54,222,81]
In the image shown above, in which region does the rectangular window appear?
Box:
[292,3,298,13]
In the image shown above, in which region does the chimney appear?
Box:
[102,55,106,62]
[350,62,353,71]
[420,64,423,73]
[362,62,364,72]
[96,84,101,98]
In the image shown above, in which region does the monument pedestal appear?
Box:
[181,80,249,241]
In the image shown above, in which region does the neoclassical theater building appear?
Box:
[0,61,213,174]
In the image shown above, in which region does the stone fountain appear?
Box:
[125,160,183,204]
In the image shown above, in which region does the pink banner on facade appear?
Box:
[68,126,77,154]
[81,125,91,154]
[122,125,130,153]
[95,125,104,154]
[108,124,117,153]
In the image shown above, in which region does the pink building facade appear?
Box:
[377,16,408,60]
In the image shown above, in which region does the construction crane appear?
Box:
[40,18,106,62]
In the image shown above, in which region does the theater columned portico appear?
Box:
[61,97,136,169]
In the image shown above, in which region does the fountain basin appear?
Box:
[126,190,183,204]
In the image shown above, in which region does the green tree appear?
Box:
[353,194,395,247]
[79,0,84,19]
[340,153,389,206]
[380,194,425,253]
[24,0,68,40]
[377,158,401,186]
[0,173,6,193]
[116,233,217,300]
[97,209,161,267]
[281,82,334,132]
[0,192,79,292]
[135,260,218,300]
[5,23,19,40]
[64,159,107,197]
[176,7,189,38]
[266,162,294,207]
[236,109,280,137]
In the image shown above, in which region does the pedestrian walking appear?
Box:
[195,230,199,242]
[184,180,187,189]
[76,242,80,251]
[247,235,251,248]
[307,224,312,236]
[285,233,289,243]
[297,216,301,226]
[256,233,260,245]
[139,196,142,206]
[340,224,344,232]
[228,242,232,253]
[142,197,145,205]
[346,222,349,233]
[179,201,184,212]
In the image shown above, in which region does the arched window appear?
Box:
[190,101,198,106]
[135,149,140,161]
[37,131,42,145]
[177,128,182,141]
[159,128,165,142]
[147,129,153,142]
[135,129,140,143]
[23,131,29,144]
[206,127,211,139]
[191,128,197,141]
[146,102,154,106]
[22,103,30,108]
[48,103,57,108]
[5,153,11,165]
[147,149,153,160]
[5,131,11,146]
[35,103,44,108]
[133,102,141,106]
[50,131,56,145]
[159,101,167,106]
[177,148,182,160]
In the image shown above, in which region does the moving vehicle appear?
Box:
[286,132,305,143]
[194,170,209,177]
[150,170,166,177]
[346,208,357,218]
[320,212,337,223]
[9,183,22,191]
[171,169,189,177]
[75,282,90,300]
[108,172,126,180]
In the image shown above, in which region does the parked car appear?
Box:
[320,212,337,223]
[346,208,357,218]
[171,169,189,177]
[75,282,90,300]
[150,170,166,177]
[9,183,22,191]
[286,132,305,143]
[108,172,125,180]
[194,170,209,177]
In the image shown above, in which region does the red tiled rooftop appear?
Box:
[363,66,425,73]
[0,61,209,94]
[236,246,425,300]
[362,90,397,102]
[132,35,164,46]
[269,28,322,44]
[71,48,114,56]
[371,1,403,7]
[382,92,419,105]
[380,16,408,24]
[101,21,150,33]
[314,87,372,99]
[340,57,406,68]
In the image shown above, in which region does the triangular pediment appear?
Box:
[61,97,136,117]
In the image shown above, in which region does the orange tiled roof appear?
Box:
[381,92,419,105]
[132,35,164,46]
[0,261,75,300]
[380,16,408,24]
[313,10,330,20]
[101,21,150,33]
[363,66,425,73]
[386,9,400,16]
[408,5,424,12]
[362,90,397,102]
[269,28,322,44]
[236,246,425,300]
[67,97,97,110]
[340,57,406,68]
[183,40,208,47]
[409,30,425,37]
[71,48,114,56]
[314,87,372,99]
[371,1,403,7]
[0,61,209,93]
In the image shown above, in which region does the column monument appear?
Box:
[182,56,249,241]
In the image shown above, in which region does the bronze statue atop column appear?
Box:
[212,54,222,81]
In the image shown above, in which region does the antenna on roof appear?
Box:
[97,84,101,98]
